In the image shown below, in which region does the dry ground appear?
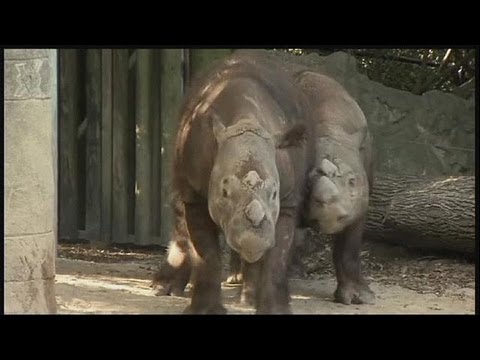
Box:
[55,235,476,315]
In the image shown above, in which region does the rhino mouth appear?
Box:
[225,227,274,264]
[240,248,266,263]
[227,240,269,263]
[319,223,345,235]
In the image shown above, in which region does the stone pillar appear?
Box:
[4,49,57,314]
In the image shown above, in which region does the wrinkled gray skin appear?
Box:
[208,118,280,263]
[154,51,311,314]
[296,71,375,305]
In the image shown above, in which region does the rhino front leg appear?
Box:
[332,216,375,305]
[255,207,297,314]
[182,203,226,314]
[240,225,303,308]
[225,250,243,285]
[239,260,259,306]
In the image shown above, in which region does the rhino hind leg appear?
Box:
[151,237,192,297]
[183,203,226,314]
[151,205,193,297]
[332,216,375,305]
[151,263,191,297]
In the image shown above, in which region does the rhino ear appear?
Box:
[275,123,307,149]
[212,113,226,142]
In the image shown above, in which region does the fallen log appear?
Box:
[365,174,475,255]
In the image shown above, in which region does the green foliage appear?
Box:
[278,48,475,96]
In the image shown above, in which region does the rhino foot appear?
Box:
[152,281,188,297]
[151,281,172,296]
[151,265,190,297]
[240,286,255,307]
[334,282,375,305]
[224,272,243,286]
[184,282,194,294]
[256,302,292,315]
[183,303,227,315]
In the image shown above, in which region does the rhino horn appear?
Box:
[314,176,339,202]
[320,158,339,178]
[244,199,266,227]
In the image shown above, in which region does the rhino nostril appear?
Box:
[337,214,348,222]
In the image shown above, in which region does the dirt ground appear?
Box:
[55,235,476,315]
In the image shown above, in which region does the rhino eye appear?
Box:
[348,177,356,187]
[222,189,229,198]
[272,191,277,200]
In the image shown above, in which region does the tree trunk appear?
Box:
[365,174,475,255]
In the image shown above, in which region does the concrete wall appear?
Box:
[4,49,57,314]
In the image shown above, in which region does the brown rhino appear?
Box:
[295,70,375,305]
[153,50,314,314]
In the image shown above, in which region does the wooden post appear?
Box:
[135,49,153,245]
[85,49,102,243]
[127,50,137,239]
[58,50,80,241]
[101,49,113,244]
[150,50,163,242]
[112,50,130,244]
[189,49,233,80]
[159,49,184,247]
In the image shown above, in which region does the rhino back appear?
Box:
[296,71,367,136]
[173,50,313,204]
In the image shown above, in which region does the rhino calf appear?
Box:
[297,71,375,305]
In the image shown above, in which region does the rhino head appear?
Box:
[208,116,306,263]
[308,134,369,234]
